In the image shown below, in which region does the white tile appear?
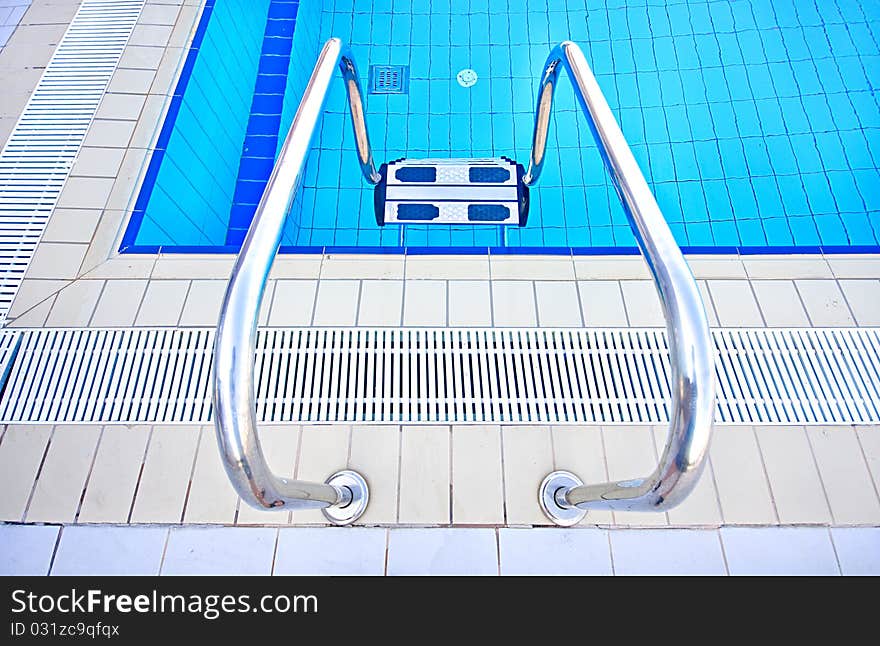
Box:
[25,242,87,279]
[751,280,810,326]
[857,426,880,494]
[313,280,360,326]
[502,426,554,525]
[620,281,664,326]
[535,281,582,326]
[697,280,720,326]
[387,528,497,575]
[291,426,350,525]
[274,528,386,575]
[0,426,51,521]
[152,256,235,279]
[90,279,148,326]
[721,527,839,575]
[184,428,238,524]
[27,426,101,524]
[492,281,536,326]
[42,208,102,244]
[135,280,189,326]
[179,280,226,326]
[839,280,880,325]
[795,280,856,326]
[78,426,149,523]
[574,256,650,280]
[72,146,126,178]
[610,529,726,575]
[52,526,167,576]
[499,528,612,575]
[744,256,833,279]
[707,280,764,326]
[578,281,627,326]
[490,256,574,280]
[55,177,115,210]
[831,527,880,575]
[403,280,446,326]
[321,255,403,279]
[162,527,277,575]
[268,280,317,326]
[348,426,398,525]
[448,280,491,326]
[755,426,832,524]
[129,427,199,524]
[82,119,136,148]
[709,427,776,525]
[452,426,503,524]
[406,255,489,279]
[603,426,667,526]
[398,426,450,524]
[826,256,880,279]
[0,525,59,575]
[46,280,104,326]
[806,426,880,525]
[358,280,402,325]
[687,257,747,279]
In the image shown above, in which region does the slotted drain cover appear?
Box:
[369,65,409,94]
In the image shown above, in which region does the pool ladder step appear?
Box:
[374,157,530,226]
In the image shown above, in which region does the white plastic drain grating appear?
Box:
[0,0,145,323]
[0,327,878,425]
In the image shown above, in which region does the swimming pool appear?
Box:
[120,0,880,254]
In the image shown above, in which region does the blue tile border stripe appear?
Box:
[226,0,298,246]
[118,0,216,253]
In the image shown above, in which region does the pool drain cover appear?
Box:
[457,68,478,87]
[368,65,409,94]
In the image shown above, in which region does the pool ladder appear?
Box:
[212,38,716,526]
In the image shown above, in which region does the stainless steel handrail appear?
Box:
[212,38,376,525]
[530,42,716,525]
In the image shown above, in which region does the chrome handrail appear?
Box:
[530,42,716,525]
[212,38,376,525]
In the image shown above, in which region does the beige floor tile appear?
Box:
[574,256,651,280]
[358,280,403,326]
[807,426,880,525]
[551,426,613,525]
[651,427,722,526]
[129,426,199,524]
[838,280,880,325]
[268,280,317,326]
[90,279,148,326]
[235,426,299,525]
[707,280,764,326]
[403,280,446,326]
[603,426,668,526]
[313,281,360,326]
[26,243,88,280]
[856,427,880,494]
[578,281,627,326]
[8,296,54,327]
[535,281,582,327]
[709,427,777,525]
[620,281,664,326]
[179,280,226,326]
[744,256,833,279]
[826,256,880,279]
[502,425,554,525]
[46,280,104,326]
[755,426,832,524]
[751,280,810,326]
[184,428,238,524]
[696,280,719,327]
[78,426,150,523]
[795,280,856,326]
[406,255,489,279]
[0,426,51,521]
[348,425,399,525]
[490,256,575,280]
[492,281,537,326]
[27,426,101,524]
[398,426,450,524]
[291,425,351,525]
[452,426,504,524]
[135,280,189,326]
[321,255,403,279]
[448,280,492,326]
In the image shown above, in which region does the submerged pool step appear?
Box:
[374,157,530,226]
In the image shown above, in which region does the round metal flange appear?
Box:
[321,470,369,526]
[539,470,587,527]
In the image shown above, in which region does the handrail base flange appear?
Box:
[321,470,370,525]
[539,470,588,527]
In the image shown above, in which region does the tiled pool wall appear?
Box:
[122,0,880,254]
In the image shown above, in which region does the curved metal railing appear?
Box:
[529,42,716,525]
[212,38,377,525]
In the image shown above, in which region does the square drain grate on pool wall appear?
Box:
[368,65,409,94]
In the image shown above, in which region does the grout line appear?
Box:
[73,425,106,523]
[46,524,64,576]
[21,425,55,523]
[751,426,782,525]
[826,525,844,575]
[803,425,838,524]
[716,528,731,576]
[126,425,154,524]
[157,525,172,575]
[178,425,203,524]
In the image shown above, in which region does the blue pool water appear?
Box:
[121,0,880,254]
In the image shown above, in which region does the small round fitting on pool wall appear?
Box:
[456,68,478,87]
